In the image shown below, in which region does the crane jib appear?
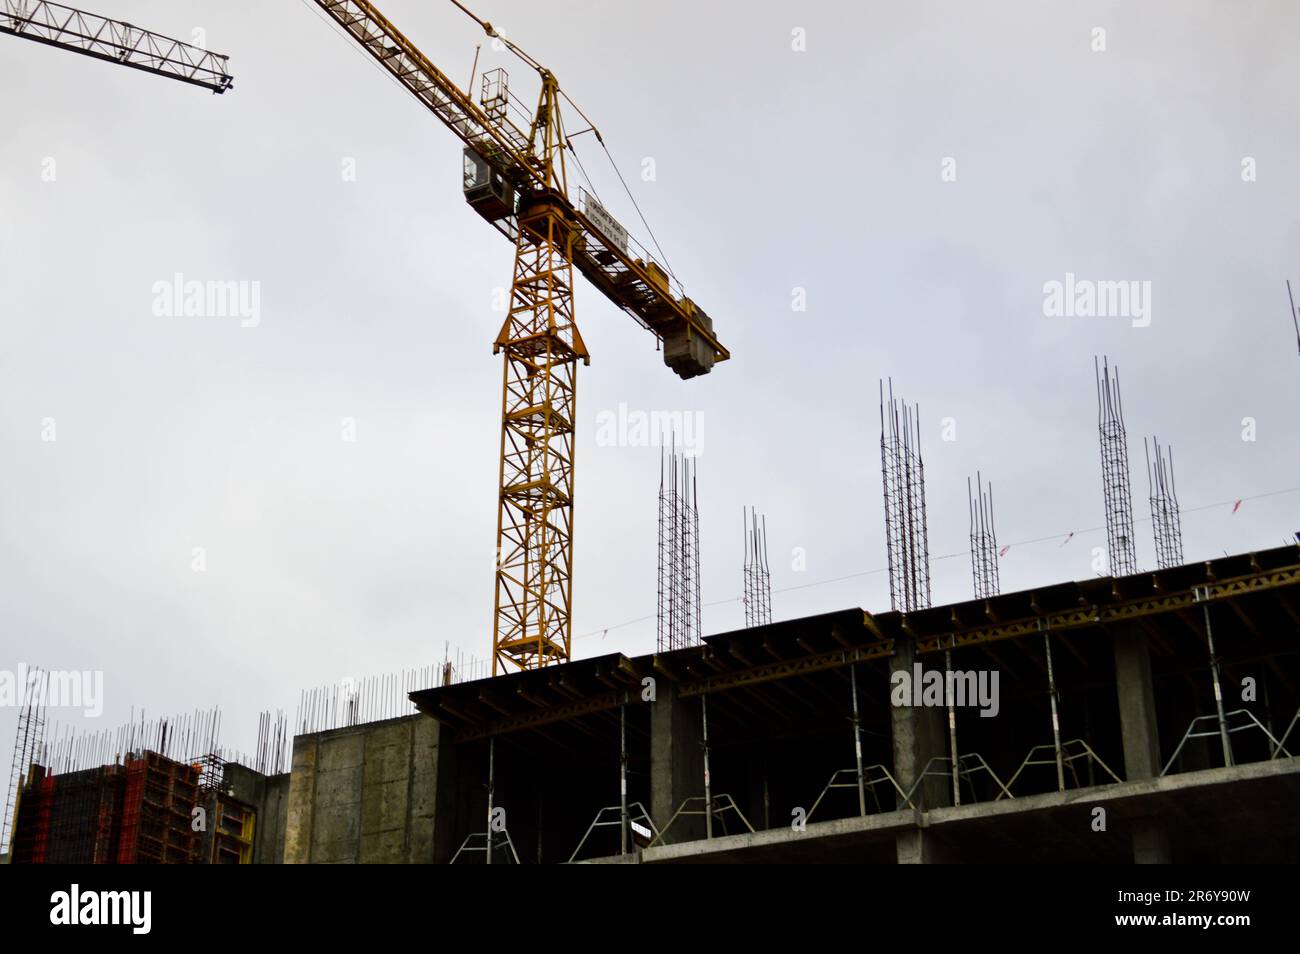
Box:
[1,0,234,93]
[462,152,727,379]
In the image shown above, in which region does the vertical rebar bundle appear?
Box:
[1145,436,1184,569]
[437,643,489,685]
[880,380,932,612]
[742,506,772,628]
[657,442,702,652]
[968,472,1000,599]
[685,458,702,647]
[657,445,677,652]
[253,710,288,776]
[2,668,47,855]
[10,700,294,825]
[295,664,441,735]
[1096,357,1137,576]
[34,706,224,777]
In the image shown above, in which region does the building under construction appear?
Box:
[9,753,257,865]
[9,544,1298,865]
[5,359,1296,864]
[4,2,1299,870]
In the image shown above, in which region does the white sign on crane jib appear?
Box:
[583,194,629,255]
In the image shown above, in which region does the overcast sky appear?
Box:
[2,0,1297,781]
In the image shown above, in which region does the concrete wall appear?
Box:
[283,715,450,864]
[224,763,290,864]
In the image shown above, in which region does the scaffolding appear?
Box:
[2,666,47,856]
[192,753,256,864]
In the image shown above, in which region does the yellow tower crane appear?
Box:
[308,1,729,675]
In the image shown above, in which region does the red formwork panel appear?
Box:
[115,758,148,864]
[115,753,200,864]
[28,776,55,864]
[13,752,211,864]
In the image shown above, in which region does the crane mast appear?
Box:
[310,0,728,674]
[492,70,583,673]
[1,0,232,92]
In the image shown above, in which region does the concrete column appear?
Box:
[427,718,469,864]
[262,775,289,864]
[1132,823,1172,864]
[896,828,953,864]
[1113,626,1162,780]
[283,734,319,864]
[1112,625,1172,863]
[650,680,704,843]
[890,635,951,864]
[890,636,949,810]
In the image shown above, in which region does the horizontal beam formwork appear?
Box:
[410,546,1300,743]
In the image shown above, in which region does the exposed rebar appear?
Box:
[968,472,1001,599]
[743,506,772,628]
[881,379,932,611]
[1145,436,1184,569]
[1096,357,1137,576]
[658,439,702,651]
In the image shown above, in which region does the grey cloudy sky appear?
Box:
[2,0,1297,778]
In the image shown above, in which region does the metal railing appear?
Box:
[450,829,520,864]
[1272,705,1300,758]
[806,764,910,820]
[907,753,1014,807]
[567,801,658,863]
[1002,739,1123,796]
[1161,709,1290,777]
[648,794,753,847]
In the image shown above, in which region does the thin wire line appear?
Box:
[304,0,676,291]
[597,138,676,282]
[572,483,1300,643]
[568,138,601,206]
